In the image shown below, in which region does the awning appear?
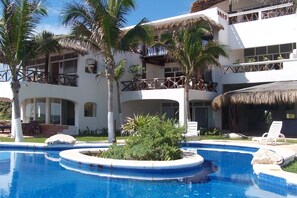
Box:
[211,81,297,110]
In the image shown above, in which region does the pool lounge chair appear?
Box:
[184,121,200,137]
[252,121,286,145]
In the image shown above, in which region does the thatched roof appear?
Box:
[211,81,297,110]
[151,15,224,32]
[190,0,225,13]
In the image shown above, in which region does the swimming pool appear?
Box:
[0,143,296,198]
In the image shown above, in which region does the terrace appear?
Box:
[0,69,78,87]
[121,76,217,92]
[228,2,294,25]
[223,59,285,74]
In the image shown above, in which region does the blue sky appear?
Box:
[38,0,195,34]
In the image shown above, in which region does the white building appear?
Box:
[0,0,296,136]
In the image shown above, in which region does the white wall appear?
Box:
[0,82,12,101]
[0,51,142,133]
[146,64,164,79]
[122,100,163,122]
[228,15,297,49]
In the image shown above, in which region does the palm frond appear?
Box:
[119,17,152,51]
[114,58,126,80]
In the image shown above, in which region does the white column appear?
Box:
[178,99,186,126]
[214,109,222,130]
[33,98,36,121]
[45,98,50,124]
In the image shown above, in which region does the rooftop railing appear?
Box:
[228,2,294,24]
[144,46,167,57]
[0,69,78,87]
[222,59,291,74]
[121,76,217,92]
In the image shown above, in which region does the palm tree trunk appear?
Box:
[106,57,115,143]
[185,81,191,122]
[116,81,123,128]
[11,79,24,142]
[44,52,49,83]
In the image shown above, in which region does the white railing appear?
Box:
[146,46,167,57]
[228,2,294,24]
[222,59,296,74]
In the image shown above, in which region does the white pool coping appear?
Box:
[59,148,204,180]
[1,141,296,185]
[196,140,297,186]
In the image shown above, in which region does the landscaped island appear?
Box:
[59,115,205,180]
[97,115,185,161]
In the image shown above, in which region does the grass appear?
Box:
[0,135,127,143]
[1,134,297,174]
[283,159,297,173]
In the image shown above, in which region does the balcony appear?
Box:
[121,76,217,92]
[228,2,294,25]
[141,46,168,66]
[221,58,297,84]
[0,69,78,87]
[223,59,285,74]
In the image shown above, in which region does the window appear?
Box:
[64,60,77,74]
[256,47,266,55]
[25,99,34,122]
[50,98,61,124]
[35,98,46,123]
[85,59,97,74]
[164,67,183,78]
[84,103,96,117]
[244,43,296,62]
[244,48,254,56]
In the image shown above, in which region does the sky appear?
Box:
[38,0,195,34]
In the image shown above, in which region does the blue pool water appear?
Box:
[0,145,296,198]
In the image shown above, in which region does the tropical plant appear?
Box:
[161,20,228,122]
[34,30,61,82]
[129,64,143,81]
[61,0,152,143]
[100,115,185,161]
[0,0,47,142]
[114,59,126,128]
[0,101,11,120]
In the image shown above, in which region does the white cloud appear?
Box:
[36,23,70,35]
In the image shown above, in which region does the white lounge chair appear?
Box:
[252,121,286,145]
[184,121,200,137]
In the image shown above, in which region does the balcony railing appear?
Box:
[145,46,167,57]
[228,2,294,24]
[121,76,217,92]
[0,69,78,87]
[222,59,290,74]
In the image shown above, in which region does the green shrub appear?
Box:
[100,115,185,161]
[79,127,100,136]
[200,128,222,136]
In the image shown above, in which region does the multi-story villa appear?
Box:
[0,0,296,137]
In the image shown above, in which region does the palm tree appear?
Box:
[34,31,61,83]
[114,59,126,128]
[61,0,152,143]
[161,20,228,123]
[0,0,47,142]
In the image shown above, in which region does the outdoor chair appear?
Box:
[252,121,286,145]
[184,121,200,137]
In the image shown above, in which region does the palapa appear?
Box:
[211,81,297,110]
[190,0,225,13]
[152,15,224,32]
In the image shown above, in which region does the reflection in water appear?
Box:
[0,152,12,197]
[0,149,296,198]
[180,161,218,184]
